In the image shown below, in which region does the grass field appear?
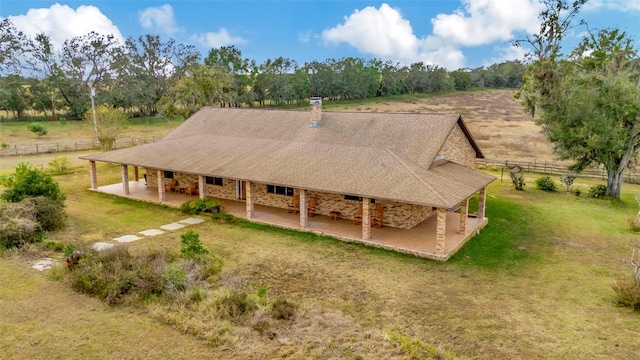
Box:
[1,91,639,359]
[1,152,639,359]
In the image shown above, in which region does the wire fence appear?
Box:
[0,136,159,156]
[476,158,640,184]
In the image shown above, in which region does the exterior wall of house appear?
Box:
[145,170,235,200]
[146,171,435,229]
[437,124,477,168]
[204,178,236,200]
[252,186,435,229]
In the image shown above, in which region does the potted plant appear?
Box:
[180,198,222,214]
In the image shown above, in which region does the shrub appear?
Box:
[21,196,66,231]
[49,156,70,174]
[561,173,577,191]
[213,290,257,320]
[271,299,297,320]
[28,122,48,136]
[1,163,66,204]
[180,229,209,255]
[0,215,44,248]
[211,213,237,224]
[1,143,8,149]
[508,166,526,190]
[535,176,558,192]
[613,278,640,311]
[587,184,607,198]
[573,188,582,197]
[180,198,221,215]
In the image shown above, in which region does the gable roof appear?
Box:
[81,107,495,208]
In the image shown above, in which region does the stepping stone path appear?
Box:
[32,258,59,271]
[33,217,206,270]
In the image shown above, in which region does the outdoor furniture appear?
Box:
[165,179,178,192]
[308,197,317,217]
[185,181,198,196]
[288,194,300,213]
[353,203,363,224]
[329,210,341,221]
[372,205,384,228]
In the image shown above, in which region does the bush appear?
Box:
[561,173,577,191]
[587,184,607,198]
[535,176,558,192]
[27,122,48,136]
[0,215,44,248]
[180,198,222,215]
[21,196,66,231]
[613,278,640,311]
[213,290,257,320]
[1,163,66,204]
[49,156,70,174]
[508,166,525,190]
[271,299,297,320]
[180,229,209,255]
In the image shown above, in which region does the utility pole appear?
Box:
[88,81,98,144]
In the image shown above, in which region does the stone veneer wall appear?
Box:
[144,171,436,229]
[144,169,235,200]
[437,124,477,169]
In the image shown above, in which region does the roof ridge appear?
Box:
[384,148,450,206]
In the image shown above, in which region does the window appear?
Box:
[164,171,174,179]
[205,176,224,186]
[344,195,375,203]
[267,184,294,196]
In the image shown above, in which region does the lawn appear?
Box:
[1,154,639,359]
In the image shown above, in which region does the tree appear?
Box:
[84,105,129,151]
[158,64,233,119]
[519,27,640,199]
[0,18,28,75]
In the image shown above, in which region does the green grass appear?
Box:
[2,156,640,359]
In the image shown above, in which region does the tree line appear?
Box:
[0,18,526,120]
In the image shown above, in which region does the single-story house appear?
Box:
[81,98,495,261]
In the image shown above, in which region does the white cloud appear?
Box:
[139,4,181,35]
[5,4,124,50]
[584,0,640,12]
[190,28,246,48]
[431,0,544,46]
[483,45,529,67]
[321,1,549,69]
[298,30,312,43]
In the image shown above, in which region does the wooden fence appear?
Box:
[476,158,640,184]
[0,136,158,156]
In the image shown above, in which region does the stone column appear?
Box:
[435,208,447,256]
[134,166,139,181]
[299,189,308,228]
[121,165,130,195]
[362,198,371,240]
[157,169,165,203]
[198,175,205,199]
[478,187,487,219]
[459,198,469,234]
[246,181,254,219]
[89,161,98,189]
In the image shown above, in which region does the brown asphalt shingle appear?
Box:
[82,107,495,208]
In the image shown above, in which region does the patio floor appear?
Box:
[91,180,488,261]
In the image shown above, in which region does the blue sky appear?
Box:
[2,0,639,69]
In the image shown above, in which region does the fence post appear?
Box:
[14,145,17,155]
[57,142,59,152]
[36,144,39,154]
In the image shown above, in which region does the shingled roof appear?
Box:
[81,107,495,208]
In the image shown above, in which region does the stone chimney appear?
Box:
[310,97,322,128]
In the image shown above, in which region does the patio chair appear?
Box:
[288,194,300,213]
[165,179,178,192]
[185,181,198,196]
[372,205,384,228]
[307,197,317,217]
[353,203,363,225]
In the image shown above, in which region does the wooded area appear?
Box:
[0,18,526,121]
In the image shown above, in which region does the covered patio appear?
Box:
[91,177,488,261]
